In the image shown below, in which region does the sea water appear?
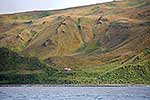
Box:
[0,86,150,100]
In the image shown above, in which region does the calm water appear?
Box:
[0,86,150,100]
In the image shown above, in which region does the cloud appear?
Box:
[0,0,113,14]
[62,0,113,7]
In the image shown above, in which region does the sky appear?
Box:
[0,0,113,14]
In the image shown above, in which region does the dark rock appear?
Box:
[42,39,53,47]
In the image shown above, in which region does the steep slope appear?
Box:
[98,61,150,84]
[0,0,150,84]
[0,47,58,84]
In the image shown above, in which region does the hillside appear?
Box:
[0,0,150,84]
[0,47,59,84]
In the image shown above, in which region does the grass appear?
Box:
[0,47,57,84]
[144,48,150,55]
[0,0,150,85]
[44,60,150,84]
[0,47,150,84]
[12,11,53,20]
[33,11,53,19]
[125,0,146,7]
[98,60,150,84]
[84,41,101,54]
[106,2,116,8]
[75,41,101,54]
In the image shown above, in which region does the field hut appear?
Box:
[64,66,72,73]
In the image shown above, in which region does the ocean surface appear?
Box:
[0,86,150,100]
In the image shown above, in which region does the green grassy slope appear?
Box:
[98,61,150,84]
[0,48,150,84]
[0,0,150,84]
[0,47,58,84]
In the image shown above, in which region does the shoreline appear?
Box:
[0,84,150,87]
